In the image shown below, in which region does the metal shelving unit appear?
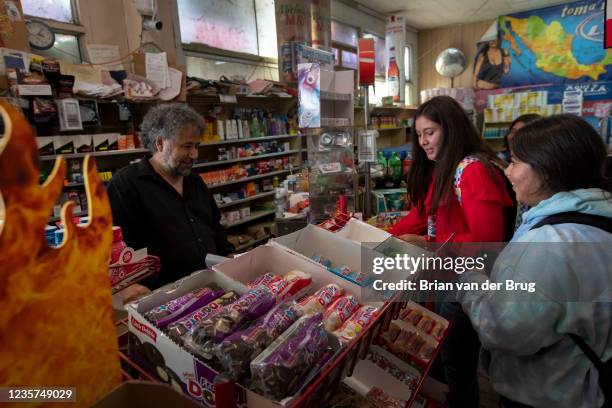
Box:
[200,134,302,147]
[221,209,275,229]
[40,148,148,161]
[217,191,275,209]
[206,169,292,189]
[193,150,300,169]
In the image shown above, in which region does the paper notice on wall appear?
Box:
[158,67,182,101]
[59,60,103,84]
[145,52,170,90]
[86,44,124,71]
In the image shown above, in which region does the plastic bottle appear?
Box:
[251,116,260,138]
[388,47,400,103]
[377,151,388,177]
[389,152,402,181]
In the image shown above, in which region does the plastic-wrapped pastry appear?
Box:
[185,288,275,359]
[297,284,344,316]
[250,314,330,400]
[333,305,378,343]
[144,284,224,329]
[215,300,302,379]
[323,295,360,332]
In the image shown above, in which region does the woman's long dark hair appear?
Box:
[407,95,502,213]
[511,114,611,193]
[503,113,541,151]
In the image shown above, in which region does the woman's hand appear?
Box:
[398,234,426,244]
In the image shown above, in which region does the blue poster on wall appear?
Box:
[499,0,612,87]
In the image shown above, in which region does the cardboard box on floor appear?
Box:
[132,52,186,102]
[93,382,202,408]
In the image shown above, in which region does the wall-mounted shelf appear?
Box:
[222,209,275,228]
[206,169,292,189]
[40,149,148,161]
[201,134,302,147]
[321,91,352,101]
[374,127,408,132]
[194,150,300,169]
[234,234,272,253]
[217,191,275,209]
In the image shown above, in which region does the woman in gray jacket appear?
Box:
[458,114,612,408]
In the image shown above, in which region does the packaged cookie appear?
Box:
[333,305,378,344]
[215,300,302,379]
[297,283,344,316]
[323,295,360,332]
[430,321,447,340]
[250,313,330,400]
[186,288,276,359]
[416,315,435,334]
[144,284,224,329]
[166,291,239,344]
[378,321,401,348]
[400,306,422,326]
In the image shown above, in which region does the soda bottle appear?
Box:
[389,152,402,181]
[388,47,400,103]
[377,151,388,177]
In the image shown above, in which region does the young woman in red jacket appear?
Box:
[391,95,513,243]
[390,95,513,408]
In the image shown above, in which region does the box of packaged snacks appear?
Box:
[271,224,385,289]
[335,218,392,248]
[341,301,449,407]
[127,244,384,407]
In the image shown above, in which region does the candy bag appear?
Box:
[323,295,360,332]
[215,300,302,379]
[144,283,224,329]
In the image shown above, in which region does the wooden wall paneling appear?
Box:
[417,19,494,96]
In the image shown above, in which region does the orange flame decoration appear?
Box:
[0,100,121,406]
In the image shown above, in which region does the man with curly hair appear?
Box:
[108,104,233,290]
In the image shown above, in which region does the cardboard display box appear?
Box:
[127,243,383,408]
[335,219,392,248]
[126,269,247,407]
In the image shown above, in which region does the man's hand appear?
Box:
[117,284,151,305]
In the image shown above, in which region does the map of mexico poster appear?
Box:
[500,0,611,87]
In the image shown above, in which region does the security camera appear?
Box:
[143,16,163,31]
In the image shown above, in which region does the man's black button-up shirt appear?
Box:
[107,157,233,289]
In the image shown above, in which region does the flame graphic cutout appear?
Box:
[0,100,121,406]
